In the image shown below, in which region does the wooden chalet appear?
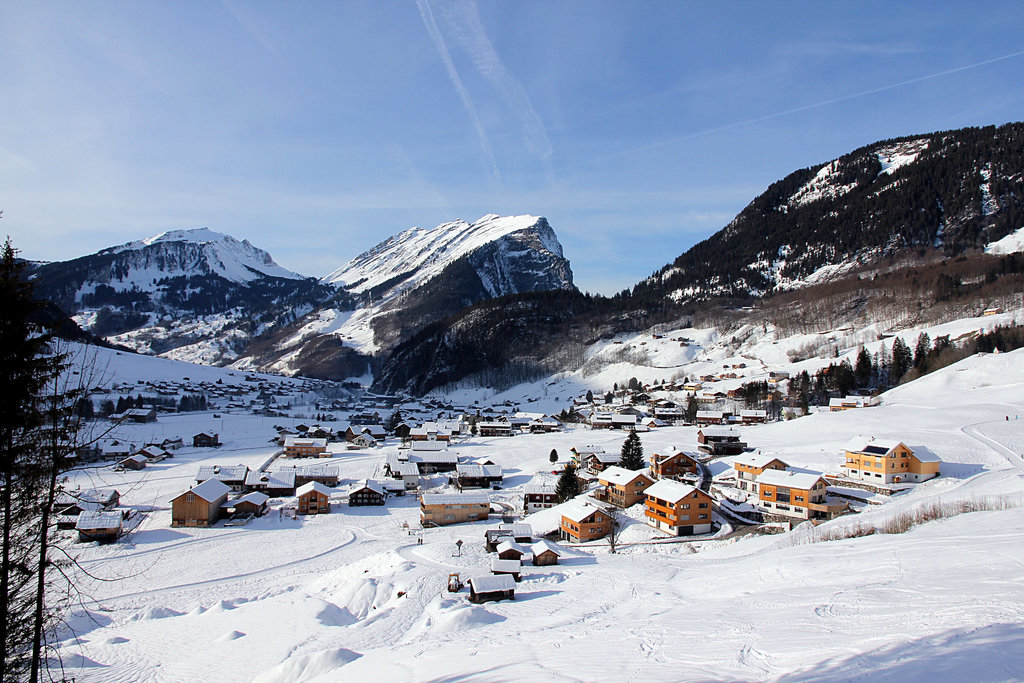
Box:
[695,410,729,425]
[739,410,768,424]
[477,421,513,437]
[696,427,746,456]
[595,466,654,508]
[193,432,221,448]
[420,492,490,527]
[523,484,557,513]
[843,437,940,484]
[195,464,250,492]
[559,501,611,543]
[123,408,157,423]
[733,453,788,494]
[756,469,846,520]
[291,464,340,487]
[583,451,621,474]
[348,480,388,506]
[644,479,713,536]
[468,574,516,604]
[650,448,701,480]
[296,481,332,515]
[244,469,297,497]
[408,449,459,474]
[282,436,329,458]
[171,479,231,527]
[455,463,503,489]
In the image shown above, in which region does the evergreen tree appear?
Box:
[891,337,913,383]
[555,463,581,502]
[619,430,645,470]
[914,332,931,369]
[585,390,593,403]
[685,395,698,423]
[0,239,81,681]
[854,346,872,387]
[549,449,558,464]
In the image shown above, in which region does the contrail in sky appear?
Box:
[599,48,1024,163]
[436,0,553,160]
[416,0,501,182]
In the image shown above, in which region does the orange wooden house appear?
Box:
[559,500,612,543]
[733,453,788,494]
[644,479,713,536]
[650,448,701,479]
[296,481,332,515]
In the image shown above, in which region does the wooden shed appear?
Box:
[75,510,123,543]
[495,540,527,561]
[468,574,516,603]
[531,540,564,566]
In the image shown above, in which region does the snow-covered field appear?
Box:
[57,344,1024,681]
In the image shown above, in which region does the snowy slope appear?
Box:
[56,346,1024,682]
[323,214,568,297]
[95,227,304,287]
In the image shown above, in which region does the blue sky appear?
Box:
[2,1,1023,294]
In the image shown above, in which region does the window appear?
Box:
[698,502,708,509]
[795,495,804,502]
[698,514,707,520]
[681,503,690,509]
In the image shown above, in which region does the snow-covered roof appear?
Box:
[755,469,826,490]
[456,464,503,478]
[495,540,527,555]
[420,492,490,506]
[699,426,740,438]
[499,523,533,538]
[283,436,327,448]
[245,469,296,487]
[290,464,339,477]
[843,436,906,455]
[225,492,269,507]
[645,479,700,504]
[491,558,522,572]
[181,479,230,502]
[908,445,942,463]
[589,452,621,463]
[523,483,555,495]
[409,451,459,464]
[598,466,652,487]
[410,440,450,452]
[531,539,564,557]
[559,500,605,524]
[734,453,788,469]
[296,481,333,497]
[468,574,516,593]
[196,464,249,482]
[75,510,123,531]
[350,480,386,496]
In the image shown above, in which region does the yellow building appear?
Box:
[843,438,941,484]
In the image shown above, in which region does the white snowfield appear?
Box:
[99,227,305,285]
[985,224,1024,255]
[322,213,556,293]
[58,344,1024,681]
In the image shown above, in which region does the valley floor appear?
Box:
[59,349,1024,682]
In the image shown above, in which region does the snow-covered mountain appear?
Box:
[633,122,1024,303]
[325,214,572,300]
[231,214,575,376]
[29,228,348,367]
[96,228,305,284]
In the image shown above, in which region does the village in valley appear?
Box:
[49,307,1024,681]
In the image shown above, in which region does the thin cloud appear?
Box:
[592,48,1024,164]
[416,0,501,181]
[433,0,553,160]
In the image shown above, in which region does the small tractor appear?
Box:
[447,573,463,592]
